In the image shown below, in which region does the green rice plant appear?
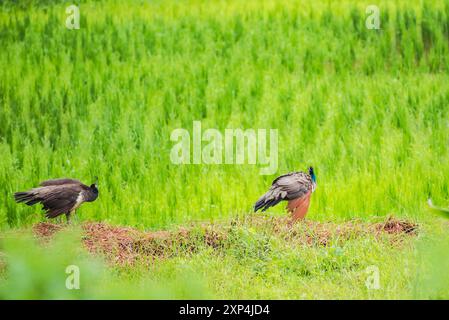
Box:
[0,0,447,231]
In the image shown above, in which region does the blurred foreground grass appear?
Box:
[1,216,448,299]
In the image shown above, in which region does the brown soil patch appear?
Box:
[32,216,418,265]
[33,222,63,238]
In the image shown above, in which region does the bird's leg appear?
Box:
[57,215,64,224]
[65,212,71,224]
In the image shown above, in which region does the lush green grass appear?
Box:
[1,217,448,299]
[0,219,424,299]
[1,0,448,229]
[1,0,449,299]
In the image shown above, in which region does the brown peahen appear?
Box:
[254,167,317,224]
[14,178,99,223]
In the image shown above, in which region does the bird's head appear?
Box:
[308,167,316,183]
[90,177,99,195]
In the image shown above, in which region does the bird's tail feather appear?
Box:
[254,196,266,212]
[254,190,282,212]
[14,191,41,206]
[262,198,282,212]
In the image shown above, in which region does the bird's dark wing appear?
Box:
[15,184,84,218]
[40,184,84,218]
[271,172,312,200]
[254,172,312,212]
[39,178,83,187]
